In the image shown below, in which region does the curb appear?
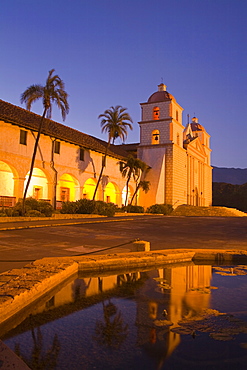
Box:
[0,216,137,231]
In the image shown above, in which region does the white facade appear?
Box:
[138,84,212,207]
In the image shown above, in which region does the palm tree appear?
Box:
[130,180,150,206]
[93,299,128,349]
[15,326,60,369]
[120,155,148,206]
[20,69,69,214]
[92,105,133,200]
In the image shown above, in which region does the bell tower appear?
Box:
[139,83,184,147]
[137,84,186,207]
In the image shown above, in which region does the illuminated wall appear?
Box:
[57,173,80,202]
[0,118,135,207]
[138,84,212,207]
[122,184,133,206]
[82,178,97,200]
[104,181,119,204]
[24,167,48,199]
[0,161,14,196]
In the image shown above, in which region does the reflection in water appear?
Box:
[134,265,212,369]
[2,263,247,369]
[93,299,128,348]
[15,325,60,369]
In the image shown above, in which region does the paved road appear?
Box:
[0,215,247,273]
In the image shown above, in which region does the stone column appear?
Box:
[13,177,25,201]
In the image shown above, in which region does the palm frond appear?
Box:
[21,69,69,121]
[20,85,44,111]
[99,105,133,144]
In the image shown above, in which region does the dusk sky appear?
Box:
[1,0,246,168]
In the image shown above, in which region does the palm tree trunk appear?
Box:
[125,176,131,206]
[22,109,47,215]
[130,183,140,206]
[92,139,111,201]
[50,138,58,209]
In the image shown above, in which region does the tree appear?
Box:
[130,180,150,206]
[20,69,69,214]
[92,105,133,200]
[120,155,149,206]
[93,299,128,349]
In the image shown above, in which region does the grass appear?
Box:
[172,205,247,217]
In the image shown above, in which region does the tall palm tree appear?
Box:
[92,105,133,200]
[20,69,69,214]
[120,155,148,206]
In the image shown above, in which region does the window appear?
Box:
[54,141,60,154]
[79,148,84,161]
[33,187,42,200]
[152,129,160,144]
[176,110,178,121]
[153,107,160,120]
[61,187,70,202]
[20,130,27,145]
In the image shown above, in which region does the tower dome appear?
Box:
[190,117,205,132]
[148,83,175,103]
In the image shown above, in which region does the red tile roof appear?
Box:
[0,99,128,159]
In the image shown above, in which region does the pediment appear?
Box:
[186,137,206,158]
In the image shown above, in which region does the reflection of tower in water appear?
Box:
[135,264,212,366]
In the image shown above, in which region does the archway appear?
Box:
[122,185,133,206]
[82,178,97,200]
[104,182,119,204]
[24,168,48,200]
[0,161,16,207]
[58,173,80,202]
[0,161,15,196]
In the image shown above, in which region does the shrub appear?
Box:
[12,198,36,216]
[13,198,34,216]
[12,198,54,217]
[123,205,144,213]
[0,207,8,217]
[61,201,78,214]
[3,207,20,217]
[26,210,44,217]
[146,203,173,215]
[94,201,116,217]
[76,199,96,214]
[37,200,53,217]
[60,199,116,216]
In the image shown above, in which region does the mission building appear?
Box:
[0,84,212,209]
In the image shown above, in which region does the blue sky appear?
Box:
[1,0,247,168]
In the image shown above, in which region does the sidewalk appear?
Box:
[0,213,151,231]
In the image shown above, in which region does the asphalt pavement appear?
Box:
[0,214,247,273]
